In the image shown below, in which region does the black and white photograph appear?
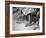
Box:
[12,7,40,31]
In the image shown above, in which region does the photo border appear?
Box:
[5,1,45,37]
[10,4,42,34]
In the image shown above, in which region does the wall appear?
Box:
[0,0,46,38]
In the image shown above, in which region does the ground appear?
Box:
[12,14,40,31]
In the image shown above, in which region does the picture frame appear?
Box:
[5,1,45,37]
